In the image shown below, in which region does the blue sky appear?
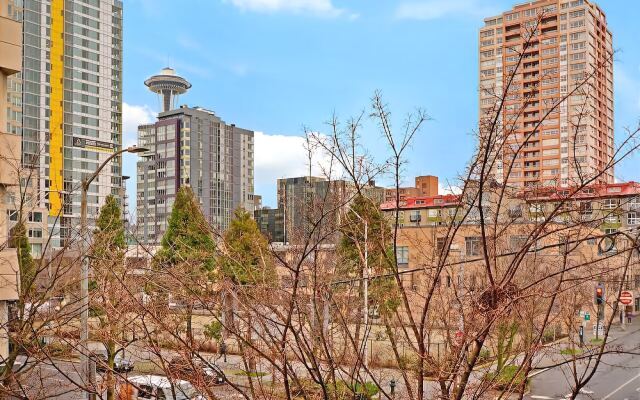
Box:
[122,0,640,208]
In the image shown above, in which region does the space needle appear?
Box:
[144,67,192,113]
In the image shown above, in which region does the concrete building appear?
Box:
[479,0,614,188]
[254,207,285,243]
[0,0,22,360]
[381,181,640,323]
[259,177,385,244]
[136,105,256,244]
[5,0,125,248]
[384,175,439,203]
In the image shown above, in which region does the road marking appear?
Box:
[528,367,550,378]
[530,396,554,399]
[603,371,640,399]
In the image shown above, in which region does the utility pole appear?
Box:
[79,146,147,399]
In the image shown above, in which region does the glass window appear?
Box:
[396,246,409,265]
[628,212,640,226]
[465,237,482,257]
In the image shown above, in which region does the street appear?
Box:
[526,321,640,400]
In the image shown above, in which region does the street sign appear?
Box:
[593,321,604,336]
[619,290,634,306]
[584,312,590,321]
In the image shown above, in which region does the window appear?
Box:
[630,197,640,210]
[509,235,528,252]
[508,205,523,218]
[7,210,18,221]
[28,229,43,238]
[465,237,482,257]
[602,198,619,210]
[436,237,446,254]
[628,212,640,225]
[28,212,43,222]
[409,211,421,223]
[579,201,592,215]
[605,214,619,224]
[396,246,409,265]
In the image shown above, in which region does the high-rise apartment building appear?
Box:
[0,0,23,359]
[479,0,613,188]
[136,105,257,244]
[10,0,124,248]
[265,176,385,244]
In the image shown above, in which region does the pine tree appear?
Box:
[11,221,35,297]
[155,186,216,273]
[154,186,218,349]
[221,208,275,285]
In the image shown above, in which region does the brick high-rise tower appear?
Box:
[479,0,614,188]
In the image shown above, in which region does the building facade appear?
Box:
[381,181,640,321]
[384,175,439,203]
[136,106,256,244]
[254,207,285,243]
[8,0,124,248]
[479,0,613,188]
[258,177,385,244]
[0,0,22,360]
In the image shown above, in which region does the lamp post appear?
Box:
[349,209,369,371]
[80,146,147,400]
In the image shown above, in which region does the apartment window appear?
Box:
[436,237,446,254]
[510,235,528,252]
[409,210,421,223]
[465,237,482,257]
[396,246,409,265]
[630,197,640,210]
[7,210,18,221]
[508,205,523,218]
[28,212,43,223]
[628,212,640,226]
[28,228,43,239]
[602,198,619,210]
[579,201,592,215]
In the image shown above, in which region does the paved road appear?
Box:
[526,323,640,400]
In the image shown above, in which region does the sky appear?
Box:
[122,0,640,208]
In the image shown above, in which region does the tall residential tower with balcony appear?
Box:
[136,104,257,244]
[10,0,124,248]
[479,0,613,188]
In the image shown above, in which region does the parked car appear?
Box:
[122,375,206,400]
[92,351,135,373]
[168,357,225,386]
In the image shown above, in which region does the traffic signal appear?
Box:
[595,284,605,305]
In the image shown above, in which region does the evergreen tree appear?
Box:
[221,208,275,285]
[154,187,218,349]
[155,186,216,273]
[11,221,35,296]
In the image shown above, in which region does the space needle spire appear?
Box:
[144,67,191,113]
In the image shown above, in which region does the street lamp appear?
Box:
[80,146,147,400]
[349,209,369,371]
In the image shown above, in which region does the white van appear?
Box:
[122,375,205,400]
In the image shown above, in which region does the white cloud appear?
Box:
[122,103,156,147]
[254,131,336,183]
[395,0,498,20]
[227,0,353,17]
[254,131,347,205]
